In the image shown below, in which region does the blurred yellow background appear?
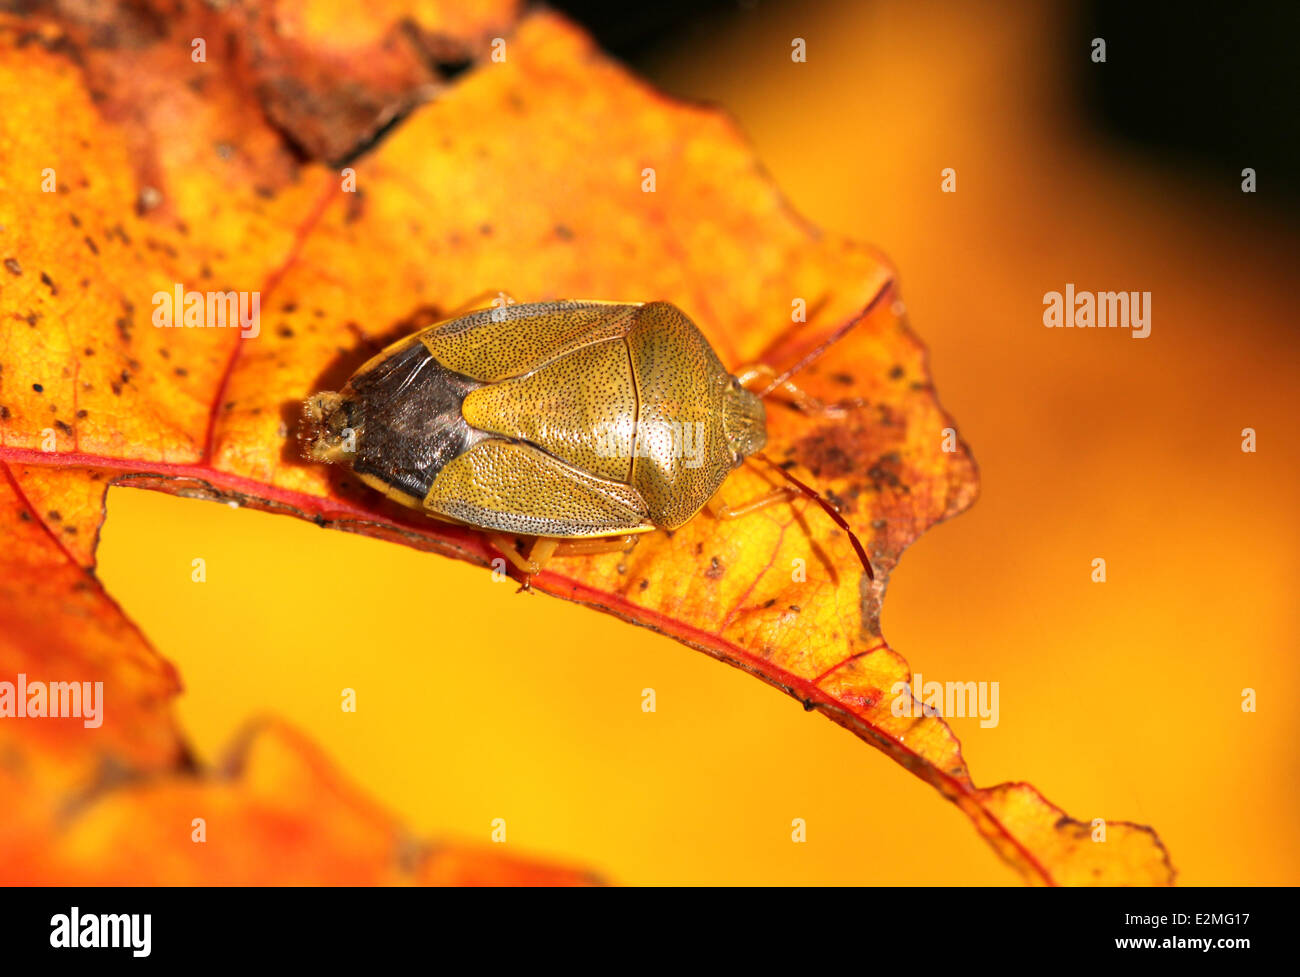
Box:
[97,0,1299,883]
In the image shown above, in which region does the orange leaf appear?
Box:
[31,718,596,886]
[0,3,1173,884]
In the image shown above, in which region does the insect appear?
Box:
[300,295,878,585]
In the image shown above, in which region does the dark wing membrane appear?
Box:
[346,340,478,500]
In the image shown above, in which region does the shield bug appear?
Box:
[300,296,879,584]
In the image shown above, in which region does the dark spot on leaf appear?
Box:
[867,453,908,494]
[345,189,366,224]
[794,425,856,479]
[705,556,725,579]
[31,383,43,393]
[4,258,20,275]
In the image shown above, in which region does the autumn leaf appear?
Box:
[0,0,589,888]
[0,2,1174,884]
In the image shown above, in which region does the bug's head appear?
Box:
[721,378,767,466]
[299,390,360,464]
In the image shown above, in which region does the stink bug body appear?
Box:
[301,297,874,582]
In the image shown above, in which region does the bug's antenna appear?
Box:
[751,452,874,581]
[758,279,895,399]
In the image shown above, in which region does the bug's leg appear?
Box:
[519,537,636,590]
[736,279,896,413]
[524,537,559,576]
[513,536,638,572]
[486,534,555,592]
[488,534,638,590]
[488,533,539,575]
[732,363,857,417]
[519,538,563,592]
[549,535,638,558]
[707,488,795,521]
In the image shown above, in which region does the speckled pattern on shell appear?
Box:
[462,338,637,482]
[625,302,736,529]
[338,300,751,536]
[419,301,640,383]
[424,439,650,537]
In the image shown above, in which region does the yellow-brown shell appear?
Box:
[302,300,766,537]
